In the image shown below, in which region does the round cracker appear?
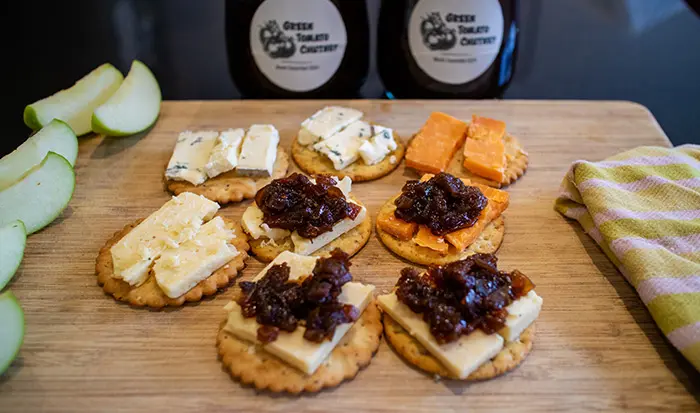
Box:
[375,197,504,266]
[165,148,290,204]
[96,217,249,308]
[249,212,372,262]
[291,132,405,182]
[217,301,383,393]
[445,134,528,188]
[384,315,535,380]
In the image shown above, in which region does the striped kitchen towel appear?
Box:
[554,144,700,371]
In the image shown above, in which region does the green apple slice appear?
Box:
[92,60,161,137]
[0,152,75,234]
[24,63,123,136]
[0,221,26,291]
[0,290,25,375]
[0,119,78,190]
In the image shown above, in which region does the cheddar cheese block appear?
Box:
[376,200,418,241]
[406,112,467,174]
[463,115,507,182]
[397,174,509,254]
[444,206,490,252]
[413,226,449,254]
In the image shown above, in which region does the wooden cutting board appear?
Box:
[1,100,697,412]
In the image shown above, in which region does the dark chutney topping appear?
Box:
[255,173,362,239]
[394,172,487,236]
[238,249,359,344]
[395,253,535,344]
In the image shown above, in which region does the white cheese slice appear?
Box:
[498,291,543,342]
[377,293,504,379]
[358,127,397,166]
[334,176,352,197]
[165,130,219,185]
[237,124,279,177]
[110,193,219,286]
[223,251,375,375]
[313,120,373,170]
[291,201,366,256]
[154,216,239,298]
[240,177,352,243]
[252,250,320,282]
[240,204,291,241]
[297,106,363,146]
[204,128,245,178]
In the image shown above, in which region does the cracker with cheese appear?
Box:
[291,106,405,182]
[378,254,542,380]
[95,192,249,308]
[217,250,382,393]
[241,173,371,262]
[376,173,506,266]
[165,126,290,204]
[406,113,528,188]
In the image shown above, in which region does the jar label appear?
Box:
[408,0,504,85]
[250,0,347,92]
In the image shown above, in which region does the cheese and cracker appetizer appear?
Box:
[292,106,405,182]
[165,125,289,204]
[378,254,542,380]
[406,112,528,188]
[218,250,382,393]
[95,192,249,308]
[376,172,507,266]
[241,173,371,262]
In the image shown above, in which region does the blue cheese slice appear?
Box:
[204,128,245,178]
[313,120,373,170]
[498,291,543,342]
[165,130,219,185]
[154,216,239,298]
[237,124,279,177]
[377,293,505,379]
[358,127,397,165]
[298,106,363,146]
[223,252,375,375]
[110,193,219,286]
[291,200,366,255]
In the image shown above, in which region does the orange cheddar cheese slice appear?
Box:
[416,175,510,252]
[413,225,449,254]
[406,112,468,174]
[444,205,490,252]
[463,115,507,182]
[462,179,510,211]
[377,204,418,241]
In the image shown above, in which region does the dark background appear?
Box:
[2,0,699,156]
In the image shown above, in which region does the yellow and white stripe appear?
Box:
[555,144,700,371]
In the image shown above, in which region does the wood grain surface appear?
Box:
[1,100,698,412]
